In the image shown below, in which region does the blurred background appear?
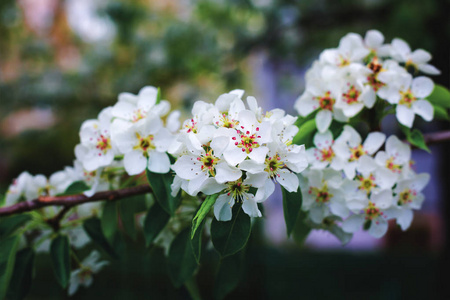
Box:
[0,0,449,299]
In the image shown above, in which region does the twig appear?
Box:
[0,184,152,217]
[422,130,450,145]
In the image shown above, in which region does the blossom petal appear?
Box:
[411,76,434,98]
[368,218,388,238]
[214,194,234,221]
[124,150,147,175]
[363,132,386,155]
[396,105,415,128]
[315,110,332,133]
[342,215,364,233]
[412,100,434,122]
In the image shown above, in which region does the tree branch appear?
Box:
[423,130,450,145]
[0,184,152,217]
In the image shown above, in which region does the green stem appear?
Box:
[184,276,202,300]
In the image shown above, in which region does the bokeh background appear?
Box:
[1,0,449,299]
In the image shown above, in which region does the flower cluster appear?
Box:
[300,126,429,240]
[295,30,439,131]
[170,90,308,221]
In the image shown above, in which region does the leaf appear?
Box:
[0,235,20,299]
[50,235,71,288]
[0,214,31,240]
[167,228,198,288]
[143,202,170,247]
[213,251,244,300]
[210,204,251,258]
[7,247,35,300]
[293,119,316,148]
[146,170,181,216]
[291,210,311,246]
[191,194,218,239]
[101,201,118,243]
[281,185,303,236]
[400,126,431,153]
[156,87,162,104]
[83,217,119,259]
[190,217,205,264]
[119,194,146,241]
[428,84,450,108]
[433,105,449,121]
[58,181,89,196]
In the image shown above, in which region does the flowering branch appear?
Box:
[0,184,152,217]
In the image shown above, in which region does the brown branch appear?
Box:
[0,184,152,218]
[422,130,450,145]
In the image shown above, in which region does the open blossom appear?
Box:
[75,107,116,172]
[306,130,346,171]
[374,135,411,178]
[171,90,308,220]
[4,171,32,206]
[68,251,109,296]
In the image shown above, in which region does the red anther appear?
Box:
[191,119,194,122]
[257,136,261,138]
[277,174,280,177]
[235,142,238,145]
[277,157,281,160]
[232,137,236,140]
[197,157,200,161]
[242,149,245,152]
[253,141,258,144]
[98,153,101,156]
[227,193,231,196]
[256,127,259,131]
[201,166,204,169]
[246,131,250,134]
[241,126,244,129]
[237,183,241,186]
[249,148,252,152]
[270,168,274,171]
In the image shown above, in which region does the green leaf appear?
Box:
[428,84,450,108]
[210,204,251,258]
[0,214,32,241]
[7,247,35,300]
[291,210,311,246]
[293,119,316,148]
[190,217,205,264]
[83,217,119,259]
[58,181,89,196]
[213,251,244,300]
[143,202,170,247]
[191,194,218,239]
[119,195,146,241]
[400,126,431,153]
[156,87,161,104]
[281,185,303,236]
[146,170,181,216]
[167,228,198,288]
[433,105,449,121]
[101,201,118,243]
[0,235,20,299]
[50,235,71,288]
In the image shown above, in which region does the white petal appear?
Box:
[412,100,434,122]
[315,110,332,133]
[123,151,147,175]
[313,130,334,149]
[365,30,384,48]
[242,196,262,218]
[172,155,202,180]
[329,200,349,219]
[396,105,415,128]
[247,146,269,164]
[363,132,386,155]
[342,215,365,233]
[214,194,234,221]
[410,49,431,64]
[223,147,248,166]
[215,162,242,183]
[411,76,434,98]
[277,170,299,193]
[368,218,388,238]
[418,64,441,75]
[201,178,226,195]
[239,159,265,174]
[371,189,393,209]
[148,151,171,174]
[397,209,413,231]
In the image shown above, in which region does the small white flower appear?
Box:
[374,135,411,179]
[4,171,32,206]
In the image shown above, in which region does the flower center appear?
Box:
[342,85,360,104]
[233,127,261,154]
[398,189,416,205]
[309,184,333,203]
[364,201,382,221]
[366,57,385,92]
[317,91,335,111]
[349,144,366,162]
[133,133,155,156]
[338,55,350,67]
[358,174,377,194]
[198,150,219,176]
[185,118,198,133]
[399,89,416,108]
[385,157,402,173]
[225,179,250,202]
[132,109,146,122]
[264,155,284,178]
[96,135,112,155]
[318,146,335,162]
[78,267,93,284]
[215,113,239,129]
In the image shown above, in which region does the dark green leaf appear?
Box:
[7,247,35,300]
[143,202,170,247]
[293,119,316,148]
[167,228,198,288]
[0,235,20,299]
[146,170,181,216]
[281,185,303,236]
[83,217,119,259]
[291,210,311,246]
[428,84,450,108]
[0,214,31,240]
[119,195,146,240]
[211,204,251,258]
[433,105,449,121]
[156,87,162,104]
[101,201,118,243]
[50,235,71,288]
[191,194,218,239]
[190,217,205,264]
[58,181,89,196]
[213,251,244,300]
[400,126,431,153]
